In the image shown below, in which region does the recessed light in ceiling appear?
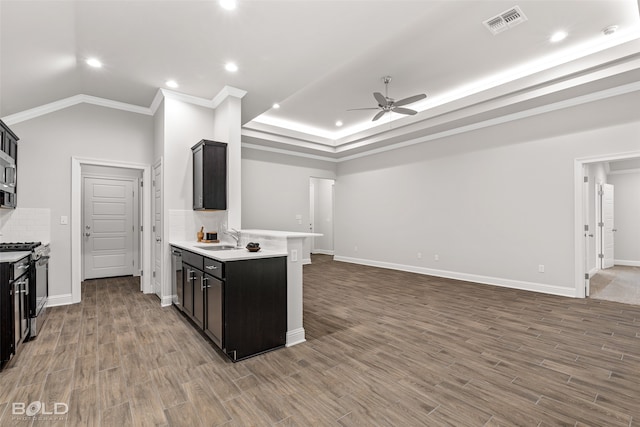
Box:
[550,31,568,43]
[272,103,280,109]
[602,25,618,36]
[219,0,237,10]
[335,120,343,127]
[225,62,238,72]
[166,80,178,88]
[86,58,102,68]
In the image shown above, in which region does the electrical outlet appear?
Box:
[434,254,439,261]
[291,249,298,262]
[538,264,545,273]
[354,246,358,252]
[417,252,422,259]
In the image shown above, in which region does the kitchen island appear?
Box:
[170,241,288,361]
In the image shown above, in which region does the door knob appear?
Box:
[85,232,91,237]
[612,229,617,232]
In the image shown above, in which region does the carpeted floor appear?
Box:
[590,265,640,305]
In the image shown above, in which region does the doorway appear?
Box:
[71,157,151,304]
[576,153,640,300]
[309,177,335,255]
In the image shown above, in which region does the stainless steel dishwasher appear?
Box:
[170,247,184,312]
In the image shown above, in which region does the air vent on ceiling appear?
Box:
[483,6,527,35]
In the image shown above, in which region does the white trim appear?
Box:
[2,86,248,125]
[46,293,73,307]
[614,260,640,267]
[311,249,334,256]
[285,328,306,347]
[160,295,173,307]
[242,142,339,163]
[588,267,599,278]
[72,157,152,304]
[302,258,312,265]
[334,255,577,298]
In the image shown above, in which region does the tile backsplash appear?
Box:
[0,208,51,243]
[168,209,229,242]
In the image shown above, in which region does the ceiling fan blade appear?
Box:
[372,110,386,121]
[393,107,417,116]
[347,107,380,111]
[393,93,427,107]
[373,92,388,107]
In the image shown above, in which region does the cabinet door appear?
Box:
[204,274,223,348]
[192,144,203,209]
[192,269,205,328]
[183,267,194,316]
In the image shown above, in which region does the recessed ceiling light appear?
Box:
[335,120,343,127]
[166,80,178,88]
[602,25,618,36]
[272,103,280,109]
[225,62,238,72]
[86,58,102,68]
[550,31,568,43]
[219,0,237,10]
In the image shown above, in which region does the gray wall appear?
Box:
[241,148,336,232]
[11,104,153,297]
[607,171,640,265]
[334,91,640,295]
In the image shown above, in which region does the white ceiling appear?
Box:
[2,0,640,159]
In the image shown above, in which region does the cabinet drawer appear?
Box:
[203,258,224,279]
[182,250,203,270]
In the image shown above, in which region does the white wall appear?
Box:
[10,104,153,298]
[241,148,336,232]
[334,91,640,296]
[607,171,640,266]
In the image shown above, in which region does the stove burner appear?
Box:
[0,242,42,252]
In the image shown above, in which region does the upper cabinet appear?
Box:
[192,139,227,211]
[0,120,18,209]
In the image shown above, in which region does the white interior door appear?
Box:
[152,163,162,298]
[601,183,615,269]
[83,177,134,279]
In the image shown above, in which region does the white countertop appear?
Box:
[170,241,288,261]
[0,251,31,263]
[241,229,322,238]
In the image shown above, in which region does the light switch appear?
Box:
[60,216,68,225]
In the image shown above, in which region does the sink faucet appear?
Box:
[224,228,242,248]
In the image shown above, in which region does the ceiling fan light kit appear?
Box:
[349,75,427,122]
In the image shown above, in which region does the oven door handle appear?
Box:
[36,256,50,266]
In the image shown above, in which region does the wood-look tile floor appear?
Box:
[1,255,640,426]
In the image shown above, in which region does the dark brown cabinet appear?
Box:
[0,120,18,209]
[0,255,30,368]
[171,245,286,362]
[192,140,227,210]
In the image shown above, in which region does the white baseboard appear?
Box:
[302,258,312,265]
[47,293,74,307]
[333,256,577,298]
[160,295,173,307]
[312,249,334,256]
[615,259,640,267]
[286,328,306,347]
[588,267,599,278]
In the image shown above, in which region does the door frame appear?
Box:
[71,157,151,304]
[573,150,640,298]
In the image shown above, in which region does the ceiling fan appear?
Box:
[348,76,427,122]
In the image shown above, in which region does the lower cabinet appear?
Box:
[173,246,286,362]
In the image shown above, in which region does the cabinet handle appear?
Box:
[187,270,195,281]
[16,264,28,270]
[201,276,207,291]
[205,265,218,270]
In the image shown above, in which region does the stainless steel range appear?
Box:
[0,242,50,338]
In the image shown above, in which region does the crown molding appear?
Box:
[2,85,249,125]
